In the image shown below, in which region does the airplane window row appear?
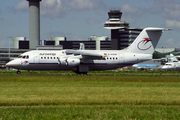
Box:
[19,55,29,59]
[41,57,57,60]
[106,57,118,60]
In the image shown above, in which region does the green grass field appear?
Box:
[0,70,180,119]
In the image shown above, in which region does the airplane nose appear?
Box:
[6,59,21,69]
[161,66,166,69]
[6,61,12,67]
[161,65,169,70]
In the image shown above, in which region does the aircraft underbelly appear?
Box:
[22,62,121,70]
[89,65,119,70]
[82,61,121,70]
[20,63,71,70]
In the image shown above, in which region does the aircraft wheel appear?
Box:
[74,70,88,75]
[17,71,21,75]
[82,72,87,75]
[76,72,87,75]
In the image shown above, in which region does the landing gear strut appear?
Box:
[73,65,89,75]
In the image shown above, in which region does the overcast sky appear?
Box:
[1,0,180,48]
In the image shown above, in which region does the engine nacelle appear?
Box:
[67,58,80,67]
[59,58,67,66]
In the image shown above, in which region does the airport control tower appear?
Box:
[104,10,129,50]
[104,10,142,50]
[104,10,129,29]
[27,0,42,49]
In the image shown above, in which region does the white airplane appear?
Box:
[132,64,159,70]
[6,27,168,74]
[161,54,180,71]
[161,61,180,71]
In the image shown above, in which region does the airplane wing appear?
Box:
[65,50,103,58]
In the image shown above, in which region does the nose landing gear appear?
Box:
[17,70,21,75]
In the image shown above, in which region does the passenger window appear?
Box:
[44,57,46,59]
[54,57,56,59]
[51,57,52,59]
[26,55,29,59]
[41,57,43,59]
[47,57,49,59]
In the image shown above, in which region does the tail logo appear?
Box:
[137,38,152,50]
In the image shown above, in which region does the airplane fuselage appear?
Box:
[7,50,152,72]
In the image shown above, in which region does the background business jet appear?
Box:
[6,27,168,74]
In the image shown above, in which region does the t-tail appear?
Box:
[124,27,168,54]
[79,43,85,50]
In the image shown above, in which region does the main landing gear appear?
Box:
[75,72,88,75]
[74,65,88,75]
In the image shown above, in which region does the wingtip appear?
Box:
[164,28,172,31]
[144,27,172,31]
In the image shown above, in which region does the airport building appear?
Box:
[60,36,110,50]
[10,9,142,51]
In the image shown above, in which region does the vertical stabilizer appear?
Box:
[124,27,166,54]
[79,43,85,50]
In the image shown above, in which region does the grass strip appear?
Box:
[1,73,180,119]
[0,105,180,119]
[0,75,180,106]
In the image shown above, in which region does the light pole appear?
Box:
[162,47,164,57]
[7,37,12,59]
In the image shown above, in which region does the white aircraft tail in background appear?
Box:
[6,27,169,74]
[79,43,85,50]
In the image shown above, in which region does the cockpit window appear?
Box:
[18,55,22,58]
[18,55,29,59]
[165,63,172,66]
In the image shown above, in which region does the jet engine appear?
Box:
[67,58,80,67]
[58,58,67,66]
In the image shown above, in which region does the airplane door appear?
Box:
[34,53,39,63]
[119,54,124,63]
